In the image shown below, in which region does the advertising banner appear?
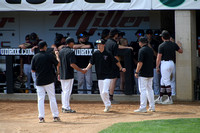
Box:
[152,0,200,10]
[0,11,153,47]
[0,0,151,11]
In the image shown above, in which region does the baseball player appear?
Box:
[105,28,131,103]
[57,37,87,113]
[155,30,183,104]
[85,39,126,112]
[134,37,155,113]
[31,41,60,123]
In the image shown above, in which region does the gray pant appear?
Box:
[24,64,31,90]
[153,68,161,95]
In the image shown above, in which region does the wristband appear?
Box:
[135,72,138,74]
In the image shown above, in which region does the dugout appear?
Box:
[0,0,200,101]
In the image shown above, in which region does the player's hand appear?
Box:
[81,69,87,74]
[57,74,60,81]
[156,68,160,73]
[122,68,126,72]
[129,47,133,50]
[135,73,138,78]
[55,50,59,55]
[31,46,38,52]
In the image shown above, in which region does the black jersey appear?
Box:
[59,46,76,80]
[90,50,118,80]
[31,51,58,86]
[158,41,180,61]
[75,41,94,68]
[138,45,154,77]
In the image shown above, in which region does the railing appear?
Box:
[0,48,135,95]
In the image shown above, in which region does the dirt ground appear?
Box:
[0,101,200,133]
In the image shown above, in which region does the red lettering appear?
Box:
[76,12,96,35]
[54,12,71,27]
[92,13,105,27]
[1,41,10,47]
[132,17,149,27]
[67,12,83,27]
[101,11,115,27]
[118,17,135,27]
[0,18,15,28]
[88,28,97,35]
[110,11,124,27]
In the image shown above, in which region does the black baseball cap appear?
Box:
[95,39,105,45]
[38,41,47,49]
[77,33,85,38]
[101,29,110,38]
[66,37,75,44]
[139,37,148,44]
[135,29,144,36]
[146,29,153,34]
[109,28,120,37]
[82,31,92,37]
[160,30,170,38]
[154,29,161,36]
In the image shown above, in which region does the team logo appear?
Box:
[159,0,185,7]
[104,55,108,60]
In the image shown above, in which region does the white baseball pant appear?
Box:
[36,82,59,118]
[138,77,155,110]
[98,79,112,108]
[60,79,74,110]
[160,60,174,86]
[171,64,176,95]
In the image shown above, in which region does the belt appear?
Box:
[162,60,172,61]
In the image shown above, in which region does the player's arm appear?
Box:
[85,63,93,71]
[19,44,26,49]
[118,45,133,50]
[70,63,86,74]
[135,62,143,78]
[80,44,91,49]
[156,53,162,73]
[54,50,60,62]
[57,45,65,51]
[114,56,120,62]
[116,61,126,72]
[73,44,85,49]
[112,55,126,72]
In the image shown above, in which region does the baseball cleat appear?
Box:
[53,117,61,122]
[155,96,163,104]
[162,97,173,104]
[104,105,112,113]
[148,108,156,112]
[39,117,45,123]
[62,108,76,113]
[134,108,147,113]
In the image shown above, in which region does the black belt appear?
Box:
[162,60,172,61]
